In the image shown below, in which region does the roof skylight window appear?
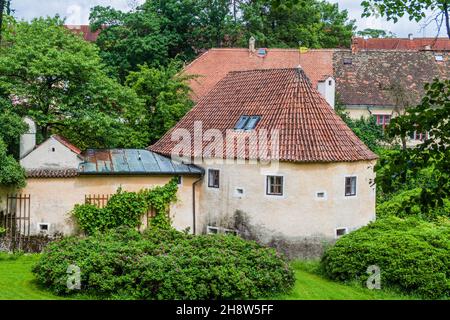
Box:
[234,115,261,130]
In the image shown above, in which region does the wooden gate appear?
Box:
[0,194,31,251]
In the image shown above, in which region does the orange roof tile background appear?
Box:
[351,37,450,51]
[184,48,334,102]
[150,68,377,163]
[64,25,100,42]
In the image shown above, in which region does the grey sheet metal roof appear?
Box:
[79,149,203,175]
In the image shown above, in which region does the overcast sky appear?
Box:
[11,0,446,38]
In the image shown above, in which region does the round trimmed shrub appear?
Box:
[321,217,450,299]
[32,227,294,299]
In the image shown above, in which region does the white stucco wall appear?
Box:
[20,136,82,170]
[317,77,335,109]
[196,160,376,244]
[17,175,200,236]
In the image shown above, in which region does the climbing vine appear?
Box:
[72,178,178,234]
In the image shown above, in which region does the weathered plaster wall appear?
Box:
[197,160,376,258]
[19,175,199,235]
[344,105,394,120]
[20,136,81,170]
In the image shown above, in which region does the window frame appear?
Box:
[234,115,261,131]
[208,169,220,188]
[266,175,284,196]
[335,227,348,238]
[344,176,357,197]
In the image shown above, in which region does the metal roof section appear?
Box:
[79,149,203,175]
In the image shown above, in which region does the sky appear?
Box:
[10,0,446,38]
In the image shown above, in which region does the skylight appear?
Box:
[234,116,261,130]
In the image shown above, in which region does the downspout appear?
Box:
[192,175,203,235]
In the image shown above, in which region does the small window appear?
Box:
[317,192,326,199]
[234,188,244,197]
[328,80,333,86]
[266,175,283,196]
[343,58,352,65]
[207,226,219,234]
[51,147,56,152]
[435,55,443,62]
[336,228,347,238]
[345,176,357,197]
[257,48,267,57]
[234,115,261,131]
[208,169,220,188]
[234,116,249,130]
[38,223,49,234]
[176,176,182,185]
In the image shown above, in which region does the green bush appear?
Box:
[0,227,6,237]
[71,179,178,234]
[32,227,295,299]
[321,217,450,299]
[377,188,450,220]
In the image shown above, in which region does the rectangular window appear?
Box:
[234,116,249,130]
[336,228,347,238]
[208,169,220,188]
[234,115,261,131]
[376,115,391,128]
[409,131,429,141]
[345,176,357,197]
[266,175,283,196]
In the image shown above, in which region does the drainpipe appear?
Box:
[192,176,203,235]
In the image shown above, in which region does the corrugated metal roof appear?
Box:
[79,149,203,175]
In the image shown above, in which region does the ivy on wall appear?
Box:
[72,178,178,234]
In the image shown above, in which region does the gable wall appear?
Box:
[20,136,81,170]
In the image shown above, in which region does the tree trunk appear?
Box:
[0,0,5,43]
[444,3,450,39]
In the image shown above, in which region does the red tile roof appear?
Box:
[52,135,82,155]
[64,25,100,42]
[351,37,450,52]
[150,68,377,163]
[26,168,79,178]
[184,48,334,102]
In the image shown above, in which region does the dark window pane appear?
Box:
[208,169,220,188]
[345,176,356,196]
[244,116,261,130]
[267,175,283,195]
[234,116,249,130]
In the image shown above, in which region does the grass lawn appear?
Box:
[0,254,414,300]
[271,261,415,300]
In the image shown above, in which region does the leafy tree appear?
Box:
[240,0,355,48]
[0,17,148,150]
[0,139,25,189]
[90,0,240,81]
[0,97,26,188]
[357,28,396,38]
[376,79,450,213]
[361,0,450,39]
[90,4,171,81]
[335,102,385,152]
[126,62,194,144]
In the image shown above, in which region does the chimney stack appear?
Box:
[408,33,414,40]
[20,117,36,159]
[249,36,256,53]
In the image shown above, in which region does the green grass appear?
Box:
[271,261,416,300]
[0,254,64,300]
[0,254,415,300]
